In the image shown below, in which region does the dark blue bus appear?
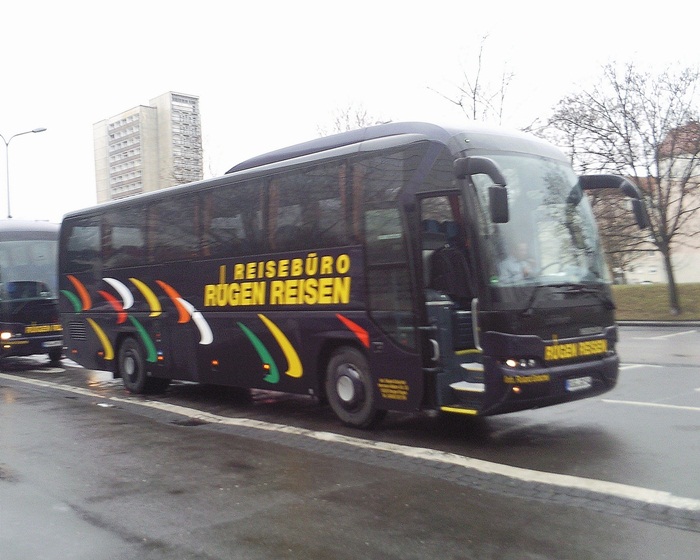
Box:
[58,122,645,427]
[0,219,63,363]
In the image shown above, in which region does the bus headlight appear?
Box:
[503,358,538,369]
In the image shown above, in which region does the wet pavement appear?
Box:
[1,325,699,558]
[2,373,699,560]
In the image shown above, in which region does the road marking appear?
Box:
[3,372,700,514]
[603,399,700,412]
[630,329,697,341]
[619,364,663,370]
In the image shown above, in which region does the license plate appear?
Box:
[566,376,592,392]
[43,341,63,348]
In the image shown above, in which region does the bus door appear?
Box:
[418,194,484,411]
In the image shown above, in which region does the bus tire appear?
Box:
[118,337,169,394]
[48,348,63,364]
[325,346,386,429]
[119,337,148,393]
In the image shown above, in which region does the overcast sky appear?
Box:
[1,1,696,223]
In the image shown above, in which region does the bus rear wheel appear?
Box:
[325,346,386,429]
[118,337,169,394]
[48,347,63,364]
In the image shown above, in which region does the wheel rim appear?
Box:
[335,364,365,410]
[124,354,136,379]
[336,375,355,402]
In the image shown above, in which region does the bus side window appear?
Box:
[357,148,418,349]
[64,221,100,274]
[351,164,365,244]
[269,175,302,251]
[268,162,349,252]
[148,196,198,263]
[201,181,263,258]
[312,162,348,247]
[103,208,145,269]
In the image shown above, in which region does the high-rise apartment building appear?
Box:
[93,92,203,203]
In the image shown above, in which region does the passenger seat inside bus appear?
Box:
[422,219,473,304]
[429,247,472,301]
[422,219,447,285]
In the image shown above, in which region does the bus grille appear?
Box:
[68,321,88,340]
[452,311,476,351]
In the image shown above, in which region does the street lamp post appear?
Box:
[0,127,47,219]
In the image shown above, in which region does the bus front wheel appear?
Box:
[325,347,386,429]
[118,337,169,394]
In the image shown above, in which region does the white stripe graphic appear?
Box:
[103,277,134,309]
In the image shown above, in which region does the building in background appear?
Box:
[93,92,203,203]
[625,122,700,284]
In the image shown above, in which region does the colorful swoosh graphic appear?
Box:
[129,277,162,317]
[98,290,127,324]
[336,314,370,348]
[155,280,191,324]
[103,277,134,309]
[128,316,158,362]
[177,298,213,345]
[87,318,114,360]
[67,275,92,311]
[238,322,279,383]
[61,289,82,312]
[258,314,302,378]
[66,275,217,365]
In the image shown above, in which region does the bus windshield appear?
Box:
[0,239,58,299]
[472,153,611,291]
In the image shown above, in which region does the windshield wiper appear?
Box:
[551,284,616,310]
[520,284,552,317]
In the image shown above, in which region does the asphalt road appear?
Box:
[1,325,698,559]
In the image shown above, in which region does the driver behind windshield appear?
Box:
[499,242,538,282]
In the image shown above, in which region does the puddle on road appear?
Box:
[170,417,209,427]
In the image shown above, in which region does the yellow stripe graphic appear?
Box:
[129,278,162,317]
[258,314,302,378]
[87,318,114,360]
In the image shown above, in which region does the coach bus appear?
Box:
[0,219,63,363]
[58,122,646,427]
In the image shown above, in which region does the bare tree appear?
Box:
[587,190,652,283]
[543,62,700,314]
[431,35,513,124]
[318,103,390,136]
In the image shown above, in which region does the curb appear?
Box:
[618,321,700,328]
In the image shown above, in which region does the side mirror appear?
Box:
[454,156,507,185]
[489,185,509,223]
[631,199,650,229]
[579,174,649,229]
[455,156,509,223]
